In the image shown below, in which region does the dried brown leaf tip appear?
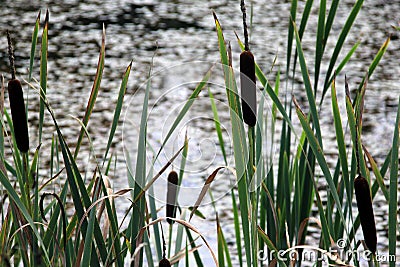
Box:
[158,258,171,267]
[6,31,29,153]
[354,175,377,254]
[166,170,178,224]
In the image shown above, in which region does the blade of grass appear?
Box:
[355,37,390,94]
[321,0,364,101]
[103,61,132,167]
[293,20,323,146]
[39,10,48,144]
[209,88,227,165]
[388,97,399,267]
[74,24,106,159]
[331,78,352,224]
[155,65,212,160]
[286,0,297,81]
[322,41,360,101]
[28,11,41,82]
[314,0,326,95]
[362,145,389,201]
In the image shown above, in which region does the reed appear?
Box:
[0,2,398,267]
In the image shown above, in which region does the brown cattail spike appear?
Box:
[354,175,377,254]
[159,258,171,267]
[240,50,256,127]
[6,31,29,153]
[166,170,178,224]
[7,80,29,153]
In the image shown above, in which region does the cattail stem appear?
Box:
[159,221,171,267]
[241,0,249,51]
[6,30,16,80]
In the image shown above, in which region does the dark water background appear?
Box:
[1,0,400,265]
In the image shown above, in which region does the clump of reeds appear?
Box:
[166,170,178,224]
[6,30,29,153]
[239,0,256,127]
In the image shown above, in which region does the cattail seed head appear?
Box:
[240,50,256,127]
[354,175,377,254]
[7,79,29,153]
[166,170,178,224]
[159,258,171,267]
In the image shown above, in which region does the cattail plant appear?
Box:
[166,170,178,224]
[354,175,377,253]
[6,30,29,153]
[158,258,171,267]
[240,0,256,127]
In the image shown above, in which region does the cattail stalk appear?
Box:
[7,30,29,153]
[240,1,256,127]
[166,170,178,224]
[354,175,377,254]
[159,218,171,267]
[240,1,257,265]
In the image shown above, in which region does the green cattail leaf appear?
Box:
[74,24,106,159]
[293,20,323,146]
[388,97,400,267]
[39,9,49,143]
[156,66,212,160]
[208,89,227,165]
[29,11,41,82]
[363,145,389,201]
[321,0,364,101]
[103,61,132,166]
[331,79,352,218]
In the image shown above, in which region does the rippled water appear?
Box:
[1,0,400,265]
